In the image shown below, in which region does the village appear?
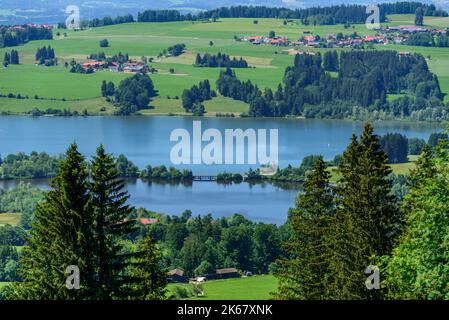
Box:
[79,60,148,74]
[241,25,448,50]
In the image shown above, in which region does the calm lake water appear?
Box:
[0,116,443,223]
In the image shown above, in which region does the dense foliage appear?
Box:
[217,51,447,120]
[146,212,283,277]
[382,144,449,299]
[3,50,19,67]
[5,144,166,300]
[0,25,53,48]
[0,152,61,180]
[136,3,446,25]
[195,53,249,68]
[35,46,56,66]
[83,14,135,28]
[114,74,157,115]
[276,124,401,299]
[406,32,449,47]
[182,80,215,112]
[380,133,409,164]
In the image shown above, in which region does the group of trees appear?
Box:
[323,51,339,72]
[199,2,446,25]
[101,80,116,97]
[195,53,249,68]
[0,25,53,48]
[1,144,166,300]
[35,46,56,66]
[275,124,400,299]
[3,50,19,67]
[83,14,134,28]
[182,80,215,114]
[382,139,449,299]
[159,44,186,57]
[147,212,283,278]
[137,10,195,23]
[89,52,129,63]
[380,133,409,164]
[140,165,193,182]
[0,152,61,180]
[99,39,109,48]
[406,32,449,47]
[113,74,157,115]
[100,3,446,27]
[217,51,445,120]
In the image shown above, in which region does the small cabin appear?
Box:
[216,268,240,279]
[168,268,187,283]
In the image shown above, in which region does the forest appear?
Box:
[216,51,448,121]
[0,26,53,48]
[136,2,447,25]
[194,53,249,68]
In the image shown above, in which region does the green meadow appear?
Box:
[168,275,278,300]
[1,14,449,114]
[0,213,21,226]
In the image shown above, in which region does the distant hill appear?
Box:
[0,0,447,24]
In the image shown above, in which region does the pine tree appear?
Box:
[89,145,136,299]
[328,124,399,299]
[129,234,167,300]
[101,80,107,97]
[10,143,92,300]
[3,52,10,67]
[415,7,424,26]
[274,157,334,299]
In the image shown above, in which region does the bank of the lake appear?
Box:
[0,116,443,223]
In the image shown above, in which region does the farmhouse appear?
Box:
[81,60,107,70]
[123,62,145,73]
[216,268,240,279]
[108,62,120,72]
[168,268,187,283]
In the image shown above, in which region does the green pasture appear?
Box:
[1,15,449,114]
[169,274,278,300]
[0,213,21,226]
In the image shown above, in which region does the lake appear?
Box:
[0,116,443,223]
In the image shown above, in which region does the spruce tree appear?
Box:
[101,80,107,97]
[89,145,136,299]
[274,157,334,299]
[11,143,92,300]
[129,235,167,300]
[328,124,399,299]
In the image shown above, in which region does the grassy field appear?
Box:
[1,15,449,114]
[328,155,417,183]
[0,213,21,226]
[168,275,278,300]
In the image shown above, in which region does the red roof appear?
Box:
[139,218,158,225]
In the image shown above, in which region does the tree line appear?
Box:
[275,124,449,299]
[1,144,166,300]
[3,49,19,67]
[101,74,157,115]
[216,51,446,120]
[82,14,135,28]
[0,26,53,48]
[182,80,215,114]
[405,32,449,47]
[134,2,446,25]
[35,45,56,66]
[195,53,249,68]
